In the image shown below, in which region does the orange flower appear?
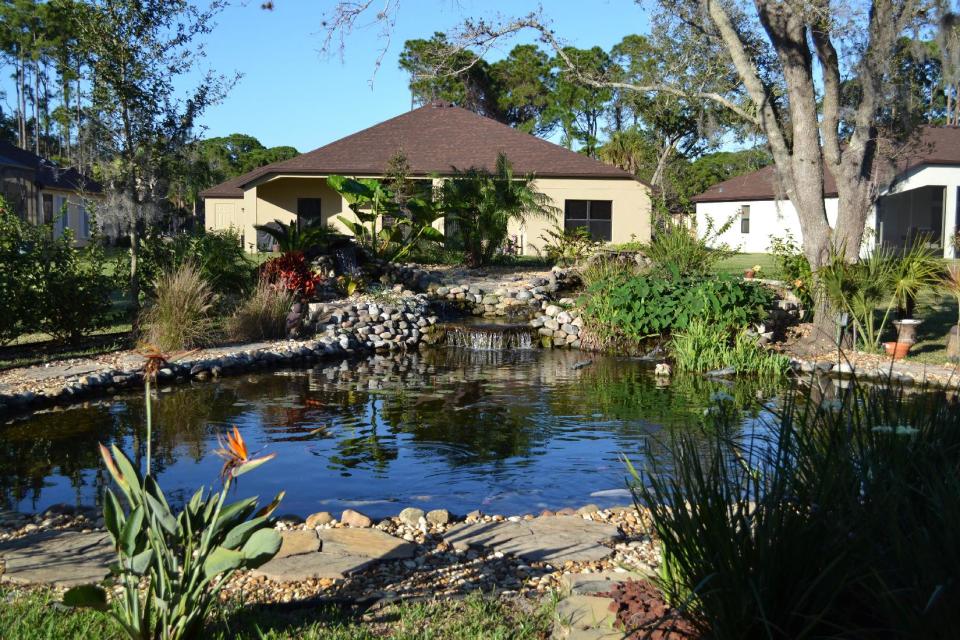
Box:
[214,426,275,483]
[794,278,804,289]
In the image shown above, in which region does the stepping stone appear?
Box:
[275,530,321,559]
[443,516,618,563]
[253,527,416,582]
[554,594,618,637]
[0,530,113,588]
[561,571,651,596]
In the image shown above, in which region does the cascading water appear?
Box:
[333,246,361,275]
[441,322,537,351]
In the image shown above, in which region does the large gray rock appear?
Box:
[443,516,618,563]
[0,530,113,587]
[252,527,415,582]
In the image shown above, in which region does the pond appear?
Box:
[0,347,783,518]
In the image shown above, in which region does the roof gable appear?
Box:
[0,140,102,193]
[692,126,960,204]
[201,102,637,198]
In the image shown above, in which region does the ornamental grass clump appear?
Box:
[227,277,294,342]
[628,376,960,639]
[140,263,214,351]
[64,349,283,640]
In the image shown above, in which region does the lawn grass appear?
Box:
[713,252,779,278]
[899,289,957,365]
[0,588,555,640]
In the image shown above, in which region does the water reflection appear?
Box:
[0,348,785,517]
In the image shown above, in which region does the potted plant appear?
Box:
[744,264,761,279]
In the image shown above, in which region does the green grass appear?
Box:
[713,252,778,278]
[0,588,555,640]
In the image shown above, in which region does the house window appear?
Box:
[297,198,322,228]
[564,200,612,242]
[79,201,90,238]
[42,194,53,225]
[740,205,750,234]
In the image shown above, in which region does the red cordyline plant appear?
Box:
[260,251,324,299]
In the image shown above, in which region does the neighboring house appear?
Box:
[692,127,960,258]
[200,101,652,254]
[0,139,103,245]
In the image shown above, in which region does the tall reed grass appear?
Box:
[629,376,960,638]
[140,263,213,351]
[227,278,294,342]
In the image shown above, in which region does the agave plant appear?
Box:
[64,351,283,640]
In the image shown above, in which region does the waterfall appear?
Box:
[441,323,536,351]
[333,246,360,275]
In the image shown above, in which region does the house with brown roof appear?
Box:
[200,102,652,254]
[0,139,103,244]
[692,127,960,258]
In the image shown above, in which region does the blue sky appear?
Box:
[195,0,650,151]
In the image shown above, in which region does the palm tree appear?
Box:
[253,218,334,254]
[439,153,558,267]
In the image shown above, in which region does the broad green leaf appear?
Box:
[129,548,154,576]
[121,505,144,557]
[232,454,275,478]
[203,546,244,579]
[221,515,268,550]
[103,488,124,540]
[241,528,282,568]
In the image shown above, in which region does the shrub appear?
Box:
[629,377,960,639]
[0,199,43,343]
[227,278,293,342]
[127,229,253,301]
[537,224,596,267]
[582,273,774,348]
[140,263,214,351]
[0,197,114,344]
[769,232,812,303]
[577,252,645,289]
[642,216,735,277]
[38,227,117,344]
[669,319,791,376]
[260,251,325,299]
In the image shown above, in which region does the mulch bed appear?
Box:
[601,579,699,640]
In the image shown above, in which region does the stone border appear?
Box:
[0,294,440,417]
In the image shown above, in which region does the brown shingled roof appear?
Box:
[692,126,960,204]
[201,102,637,198]
[0,140,102,193]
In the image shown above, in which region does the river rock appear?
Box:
[426,509,451,525]
[398,507,425,527]
[305,511,334,528]
[340,508,373,528]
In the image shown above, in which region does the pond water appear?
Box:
[1,347,782,518]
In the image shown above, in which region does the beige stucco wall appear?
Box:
[204,175,651,255]
[204,176,352,251]
[510,177,651,255]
